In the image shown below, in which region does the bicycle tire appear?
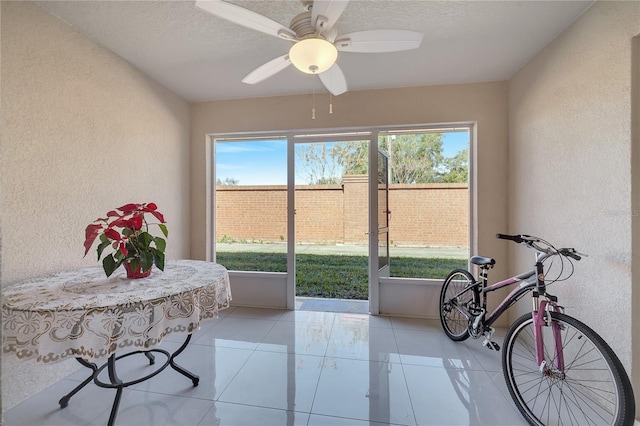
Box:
[502,312,635,426]
[439,269,478,341]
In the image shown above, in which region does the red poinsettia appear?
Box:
[84,203,168,277]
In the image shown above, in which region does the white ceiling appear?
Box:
[35,0,594,102]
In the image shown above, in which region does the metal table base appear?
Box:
[59,334,198,426]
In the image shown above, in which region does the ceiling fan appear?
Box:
[195,0,424,96]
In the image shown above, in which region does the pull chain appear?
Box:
[329,71,333,114]
[312,80,316,120]
[329,91,333,114]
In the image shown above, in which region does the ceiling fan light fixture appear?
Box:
[289,38,338,74]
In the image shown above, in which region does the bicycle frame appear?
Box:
[469,250,566,372]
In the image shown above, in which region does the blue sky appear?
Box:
[215,131,469,186]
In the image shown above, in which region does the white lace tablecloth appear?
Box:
[2,260,231,364]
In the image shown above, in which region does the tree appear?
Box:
[333,141,368,176]
[439,148,468,183]
[216,177,239,186]
[294,134,468,185]
[295,143,343,185]
[334,134,449,184]
[382,133,445,183]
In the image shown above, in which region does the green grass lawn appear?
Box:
[215,251,466,300]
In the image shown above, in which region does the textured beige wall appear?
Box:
[632,34,640,416]
[508,0,640,384]
[191,81,509,279]
[1,1,190,410]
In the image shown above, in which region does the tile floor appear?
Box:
[3,304,526,426]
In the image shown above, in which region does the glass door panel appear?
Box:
[294,140,370,301]
[377,150,390,273]
[378,130,470,280]
[214,137,288,272]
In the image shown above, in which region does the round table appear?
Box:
[2,259,232,426]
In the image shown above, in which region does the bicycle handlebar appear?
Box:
[496,233,525,243]
[496,233,585,261]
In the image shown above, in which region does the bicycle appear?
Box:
[439,233,635,426]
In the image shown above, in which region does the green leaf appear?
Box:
[153,249,165,271]
[102,255,118,277]
[99,233,109,244]
[140,251,153,272]
[154,237,166,253]
[138,231,153,247]
[128,257,140,271]
[158,224,168,238]
[122,228,133,237]
[96,240,111,260]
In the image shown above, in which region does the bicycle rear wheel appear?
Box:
[439,269,477,341]
[502,312,635,426]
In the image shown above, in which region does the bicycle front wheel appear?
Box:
[503,312,635,426]
[439,269,477,341]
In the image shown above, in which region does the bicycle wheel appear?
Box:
[439,269,478,341]
[503,312,635,426]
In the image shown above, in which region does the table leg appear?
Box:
[106,354,124,426]
[169,334,199,386]
[59,358,98,408]
[58,334,198,425]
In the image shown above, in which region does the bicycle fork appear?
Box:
[532,296,565,374]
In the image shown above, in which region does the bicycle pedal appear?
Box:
[482,341,500,351]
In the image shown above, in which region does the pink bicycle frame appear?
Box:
[533,299,565,372]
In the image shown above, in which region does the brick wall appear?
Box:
[389,183,468,246]
[215,186,287,242]
[215,178,468,247]
[343,175,369,244]
[295,185,344,243]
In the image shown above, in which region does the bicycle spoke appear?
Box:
[439,270,476,341]
[503,312,630,426]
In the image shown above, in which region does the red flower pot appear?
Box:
[124,261,152,279]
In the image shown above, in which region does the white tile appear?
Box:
[3,378,111,426]
[199,401,310,425]
[367,315,394,329]
[89,389,214,426]
[191,316,277,349]
[9,307,531,426]
[463,338,504,372]
[325,323,401,363]
[394,328,483,369]
[218,351,324,412]
[279,309,337,324]
[227,306,285,320]
[390,317,440,331]
[308,413,397,425]
[461,326,508,372]
[257,321,332,356]
[131,344,254,401]
[217,306,237,317]
[333,312,393,329]
[402,364,525,425]
[485,369,516,404]
[312,357,416,425]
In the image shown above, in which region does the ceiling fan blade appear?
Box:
[241,54,292,84]
[312,0,349,33]
[195,0,296,40]
[319,64,347,96]
[335,30,423,53]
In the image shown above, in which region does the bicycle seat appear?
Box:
[470,256,495,266]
